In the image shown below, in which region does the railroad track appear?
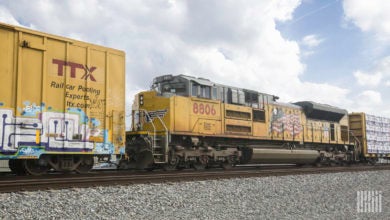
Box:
[0,165,389,193]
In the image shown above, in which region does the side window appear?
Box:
[238,90,245,105]
[220,88,225,102]
[231,89,238,103]
[245,91,259,108]
[258,94,264,109]
[192,83,198,97]
[227,88,233,104]
[212,87,217,100]
[203,86,211,99]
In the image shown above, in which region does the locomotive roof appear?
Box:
[294,101,348,122]
[178,75,215,87]
[160,74,277,97]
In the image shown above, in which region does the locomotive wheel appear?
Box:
[23,159,49,176]
[145,167,156,171]
[9,159,26,175]
[193,155,209,170]
[163,151,180,171]
[75,155,94,174]
[221,156,235,170]
[221,162,233,170]
[192,163,206,170]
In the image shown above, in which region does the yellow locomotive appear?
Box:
[125,75,357,170]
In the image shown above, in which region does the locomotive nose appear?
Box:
[126,136,154,169]
[135,149,154,169]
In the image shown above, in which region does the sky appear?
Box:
[1,0,390,126]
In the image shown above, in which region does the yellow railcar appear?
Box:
[0,22,125,174]
[349,113,390,159]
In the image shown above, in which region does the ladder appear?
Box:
[139,109,169,163]
[349,131,362,161]
[152,135,166,163]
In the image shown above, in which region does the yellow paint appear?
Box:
[18,156,38,159]
[349,113,368,156]
[108,130,113,142]
[252,122,267,137]
[35,130,40,144]
[89,136,104,143]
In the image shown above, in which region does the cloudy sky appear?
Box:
[1,0,390,124]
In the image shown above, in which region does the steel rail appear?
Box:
[0,165,389,193]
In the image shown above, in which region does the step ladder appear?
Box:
[152,136,166,163]
[139,109,169,163]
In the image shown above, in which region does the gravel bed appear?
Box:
[0,170,389,219]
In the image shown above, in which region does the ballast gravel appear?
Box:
[0,170,389,219]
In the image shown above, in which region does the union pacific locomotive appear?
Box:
[1,22,389,175]
[124,74,383,170]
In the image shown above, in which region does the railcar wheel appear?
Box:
[9,159,26,175]
[75,155,94,174]
[368,158,377,165]
[23,159,49,176]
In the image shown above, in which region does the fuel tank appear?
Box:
[241,147,320,164]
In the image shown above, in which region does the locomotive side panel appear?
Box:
[267,104,304,142]
[133,89,352,147]
[173,96,190,132]
[224,103,252,136]
[133,91,171,133]
[188,97,222,135]
[304,119,347,144]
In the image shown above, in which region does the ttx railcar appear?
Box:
[0,22,389,175]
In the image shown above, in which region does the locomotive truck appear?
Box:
[0,22,389,175]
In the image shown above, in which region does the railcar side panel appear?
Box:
[0,23,125,160]
[349,113,390,158]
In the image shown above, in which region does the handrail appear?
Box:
[349,130,361,161]
[138,109,156,151]
[138,109,169,163]
[154,114,169,162]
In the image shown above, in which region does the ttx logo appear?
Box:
[52,59,97,81]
